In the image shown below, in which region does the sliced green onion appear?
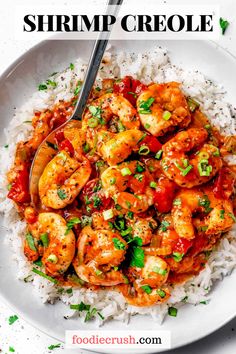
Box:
[40,233,49,248]
[157,289,166,298]
[83,143,90,153]
[95,269,103,276]
[198,151,210,160]
[182,165,193,176]
[162,110,172,121]
[220,209,225,219]
[103,209,114,221]
[145,123,151,129]
[32,268,58,284]
[173,198,181,206]
[141,285,152,294]
[87,117,98,128]
[121,167,132,176]
[138,145,150,155]
[198,159,212,176]
[155,150,163,160]
[172,252,184,262]
[187,97,200,112]
[228,213,236,222]
[47,254,58,264]
[110,177,116,185]
[168,307,178,317]
[152,266,167,276]
[150,181,157,189]
[26,233,37,252]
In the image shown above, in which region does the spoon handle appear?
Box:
[74,0,123,118]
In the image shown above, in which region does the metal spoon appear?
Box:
[30,0,123,208]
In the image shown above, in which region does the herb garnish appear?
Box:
[65,217,81,235]
[138,97,155,114]
[57,189,67,200]
[8,315,19,325]
[219,17,229,35]
[113,238,126,250]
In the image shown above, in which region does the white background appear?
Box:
[0,0,236,353]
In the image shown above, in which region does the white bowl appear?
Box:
[0,40,236,353]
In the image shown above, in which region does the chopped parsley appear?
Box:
[8,315,19,325]
[136,162,145,173]
[48,344,61,350]
[70,302,104,322]
[220,209,225,219]
[93,195,102,209]
[130,246,145,268]
[219,17,229,35]
[168,307,178,317]
[38,83,48,91]
[57,189,67,200]
[138,97,155,114]
[127,211,134,219]
[65,217,81,235]
[141,285,152,294]
[160,220,170,232]
[198,195,212,213]
[69,63,74,70]
[113,238,126,250]
[9,347,15,352]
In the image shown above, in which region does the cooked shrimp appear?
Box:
[73,260,126,286]
[137,82,191,136]
[27,212,76,276]
[76,226,127,267]
[140,255,170,287]
[128,216,158,245]
[162,128,222,187]
[73,226,127,286]
[100,129,144,166]
[119,284,170,307]
[83,93,139,130]
[172,188,234,239]
[39,152,91,209]
[101,161,154,212]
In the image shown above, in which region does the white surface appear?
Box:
[0,1,236,353]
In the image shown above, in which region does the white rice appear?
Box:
[0,46,236,325]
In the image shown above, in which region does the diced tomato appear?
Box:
[54,130,65,144]
[80,178,112,213]
[59,139,74,157]
[7,164,30,204]
[173,238,193,255]
[128,173,148,194]
[213,167,235,199]
[113,76,147,106]
[141,135,162,153]
[153,177,177,213]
